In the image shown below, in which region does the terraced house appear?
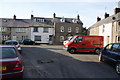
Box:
[0,13,84,44]
[89,8,120,46]
[0,15,30,43]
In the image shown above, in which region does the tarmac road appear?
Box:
[21,45,120,78]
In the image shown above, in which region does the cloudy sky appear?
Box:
[0,0,119,28]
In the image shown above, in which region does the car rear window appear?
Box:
[0,47,17,59]
[5,41,18,45]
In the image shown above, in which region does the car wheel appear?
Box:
[95,48,100,54]
[69,48,76,54]
[116,62,120,75]
[99,53,103,62]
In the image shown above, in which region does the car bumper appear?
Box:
[63,47,68,50]
[1,69,23,79]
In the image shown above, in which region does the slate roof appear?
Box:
[53,17,83,24]
[89,12,120,29]
[0,18,30,27]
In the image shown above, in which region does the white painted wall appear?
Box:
[30,27,54,43]
[99,23,112,47]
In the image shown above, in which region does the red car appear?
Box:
[0,45,24,79]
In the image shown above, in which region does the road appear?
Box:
[21,45,120,78]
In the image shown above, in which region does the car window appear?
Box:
[12,42,18,45]
[0,47,17,59]
[111,44,120,53]
[76,37,83,43]
[5,42,12,45]
[105,44,112,50]
[5,41,18,45]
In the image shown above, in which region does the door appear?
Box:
[75,36,86,51]
[12,35,16,40]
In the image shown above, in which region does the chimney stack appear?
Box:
[104,12,109,18]
[53,13,56,18]
[114,8,120,15]
[13,15,16,20]
[97,17,101,22]
[31,14,34,19]
[77,14,80,20]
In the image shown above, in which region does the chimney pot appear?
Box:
[114,8,120,15]
[53,13,56,18]
[97,17,101,22]
[77,14,80,20]
[31,14,34,19]
[13,15,16,20]
[104,12,109,18]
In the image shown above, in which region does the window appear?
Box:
[2,35,8,40]
[3,19,7,22]
[68,27,72,32]
[76,27,79,33]
[118,36,120,43]
[60,36,64,42]
[0,47,16,59]
[76,37,82,43]
[33,27,38,32]
[111,44,120,52]
[105,44,112,50]
[102,25,105,33]
[60,18,65,22]
[72,19,78,23]
[0,27,6,32]
[36,18,44,22]
[60,26,64,32]
[16,28,25,32]
[35,36,41,41]
[43,28,49,33]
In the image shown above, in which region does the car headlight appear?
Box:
[65,45,68,47]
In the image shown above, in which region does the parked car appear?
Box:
[4,40,22,54]
[63,35,104,54]
[0,45,24,79]
[99,43,120,75]
[22,39,35,45]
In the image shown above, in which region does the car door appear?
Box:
[110,44,120,61]
[102,44,113,60]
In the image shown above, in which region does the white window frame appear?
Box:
[76,27,79,33]
[60,26,64,32]
[72,19,78,23]
[68,27,72,33]
[60,36,64,42]
[35,35,41,41]
[60,18,65,22]
[16,28,25,32]
[102,25,105,33]
[43,27,49,33]
[36,18,44,22]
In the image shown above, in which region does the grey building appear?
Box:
[0,15,30,43]
[53,13,83,44]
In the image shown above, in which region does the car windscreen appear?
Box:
[69,36,76,42]
[5,41,18,45]
[0,47,17,59]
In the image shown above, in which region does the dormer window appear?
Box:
[60,18,65,22]
[36,18,44,22]
[72,19,78,23]
[3,19,7,22]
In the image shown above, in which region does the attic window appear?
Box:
[60,18,65,22]
[36,18,44,22]
[3,19,7,22]
[72,19,78,23]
